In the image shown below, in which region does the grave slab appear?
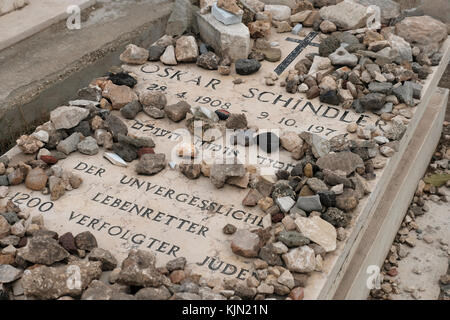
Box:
[2,28,450,298]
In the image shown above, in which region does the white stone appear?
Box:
[264,4,291,21]
[277,270,294,289]
[0,186,9,198]
[282,246,316,273]
[196,13,251,60]
[319,1,369,30]
[31,130,49,143]
[330,184,344,195]
[50,106,90,130]
[275,196,295,213]
[260,0,296,9]
[295,216,337,252]
[103,152,128,167]
[212,3,242,25]
[160,45,177,65]
[272,241,288,254]
[291,23,303,35]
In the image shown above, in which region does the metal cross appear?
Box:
[274,31,319,76]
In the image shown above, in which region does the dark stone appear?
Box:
[0,212,19,225]
[235,59,261,75]
[121,101,143,119]
[277,231,310,248]
[272,182,296,201]
[215,109,230,120]
[360,93,386,111]
[107,72,137,88]
[368,82,393,94]
[318,190,336,207]
[105,115,128,141]
[256,132,280,153]
[74,231,98,251]
[319,90,340,105]
[321,207,351,228]
[59,232,78,254]
[319,35,340,57]
[112,143,138,163]
[68,120,92,137]
[196,52,220,70]
[223,224,237,235]
[276,170,290,180]
[258,244,283,266]
[393,82,414,106]
[148,45,166,61]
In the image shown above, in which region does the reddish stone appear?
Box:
[289,287,305,300]
[271,212,285,223]
[387,268,398,277]
[40,155,58,164]
[59,232,77,253]
[138,148,155,158]
[0,254,15,265]
[215,109,230,120]
[17,236,27,248]
[170,270,186,284]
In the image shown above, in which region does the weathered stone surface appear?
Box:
[355,0,400,24]
[197,52,220,70]
[165,101,191,122]
[264,4,291,21]
[77,137,99,155]
[139,91,167,109]
[50,106,89,130]
[242,189,264,207]
[336,189,359,212]
[25,168,48,191]
[175,36,199,63]
[120,101,142,119]
[120,44,149,64]
[296,195,322,212]
[118,250,164,287]
[235,59,261,75]
[17,236,69,265]
[316,151,364,176]
[210,163,246,188]
[277,231,310,248]
[136,286,172,300]
[166,0,193,36]
[104,115,128,141]
[395,16,447,47]
[196,13,251,60]
[282,246,316,273]
[329,46,358,67]
[295,216,337,252]
[0,265,22,284]
[319,2,369,30]
[136,154,166,175]
[258,244,283,266]
[231,229,261,258]
[321,207,350,228]
[74,231,98,251]
[22,261,102,299]
[88,248,118,271]
[102,81,138,110]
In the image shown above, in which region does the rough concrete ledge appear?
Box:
[0,0,173,153]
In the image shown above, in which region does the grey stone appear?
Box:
[56,132,83,155]
[275,196,295,213]
[0,265,22,284]
[75,231,98,251]
[148,45,166,61]
[393,82,414,106]
[118,134,155,149]
[368,82,393,94]
[196,51,220,70]
[118,250,164,287]
[319,1,369,30]
[120,101,142,119]
[136,286,171,300]
[88,248,118,271]
[77,137,99,155]
[136,154,166,175]
[360,93,386,111]
[112,142,138,163]
[196,13,251,60]
[50,106,90,130]
[296,195,322,212]
[282,246,316,273]
[17,236,69,265]
[166,0,194,36]
[104,115,128,141]
[210,163,246,188]
[277,231,310,248]
[212,3,242,25]
[235,59,261,75]
[321,207,350,228]
[329,46,358,67]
